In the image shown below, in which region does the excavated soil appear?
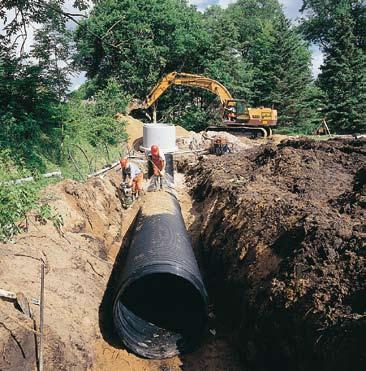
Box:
[141,191,176,216]
[186,138,366,371]
[0,170,129,370]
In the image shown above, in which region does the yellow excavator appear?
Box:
[128,72,278,138]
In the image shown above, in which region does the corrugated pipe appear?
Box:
[113,191,208,359]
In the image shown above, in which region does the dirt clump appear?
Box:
[177,130,257,152]
[118,114,144,146]
[186,138,366,371]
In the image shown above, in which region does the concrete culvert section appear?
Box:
[113,191,208,359]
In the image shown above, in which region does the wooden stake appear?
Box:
[39,263,45,371]
[323,119,332,136]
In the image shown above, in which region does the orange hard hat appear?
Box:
[120,158,128,168]
[151,144,159,156]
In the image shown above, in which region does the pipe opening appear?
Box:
[114,272,207,358]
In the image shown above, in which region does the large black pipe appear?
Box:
[113,191,208,359]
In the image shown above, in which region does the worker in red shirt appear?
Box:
[148,145,166,190]
[150,145,166,176]
[120,158,143,196]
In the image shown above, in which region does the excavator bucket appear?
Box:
[126,99,144,114]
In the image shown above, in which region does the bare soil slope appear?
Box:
[0,171,128,369]
[187,138,366,371]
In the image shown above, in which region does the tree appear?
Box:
[31,18,73,99]
[0,0,91,170]
[203,5,253,100]
[227,0,283,59]
[0,50,63,170]
[64,78,129,149]
[163,5,254,130]
[0,0,89,62]
[74,0,211,97]
[252,15,316,127]
[317,4,366,133]
[226,1,317,128]
[300,0,366,52]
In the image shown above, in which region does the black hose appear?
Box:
[113,192,208,359]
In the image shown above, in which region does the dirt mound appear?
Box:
[119,114,144,146]
[175,125,190,137]
[177,130,257,152]
[187,138,366,371]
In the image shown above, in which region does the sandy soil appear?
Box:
[0,170,129,369]
[122,115,144,147]
[175,126,190,137]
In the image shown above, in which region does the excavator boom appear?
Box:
[140,72,233,109]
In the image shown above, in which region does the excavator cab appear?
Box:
[223,99,249,122]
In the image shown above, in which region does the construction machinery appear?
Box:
[128,72,278,138]
[117,182,136,209]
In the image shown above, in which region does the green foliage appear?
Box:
[226,2,319,129]
[303,0,366,133]
[203,5,253,100]
[300,0,366,52]
[253,15,320,128]
[37,204,64,232]
[0,51,63,172]
[94,79,131,117]
[31,16,73,100]
[318,7,366,133]
[0,172,64,242]
[0,0,89,46]
[0,182,38,241]
[175,105,210,132]
[64,78,129,147]
[74,0,210,97]
[74,0,318,132]
[0,151,38,241]
[226,0,283,60]
[61,79,129,179]
[0,1,131,240]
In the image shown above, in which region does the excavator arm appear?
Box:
[129,72,233,112]
[126,71,277,137]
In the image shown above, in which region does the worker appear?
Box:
[149,144,166,176]
[120,158,143,197]
[147,144,166,190]
[226,106,236,121]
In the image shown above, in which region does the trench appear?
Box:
[95,172,244,370]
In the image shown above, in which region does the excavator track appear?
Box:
[206,126,272,139]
